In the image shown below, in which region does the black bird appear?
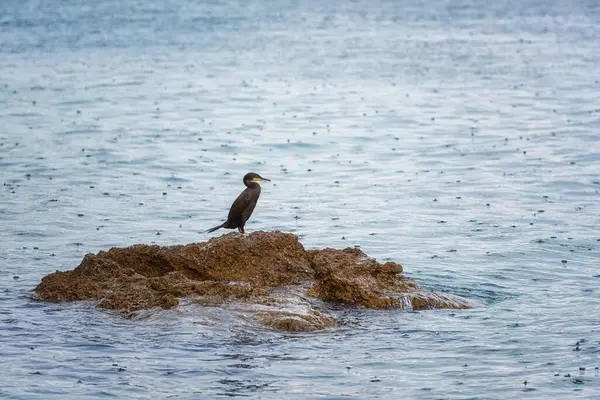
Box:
[206,172,271,234]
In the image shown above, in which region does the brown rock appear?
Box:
[255,311,337,332]
[308,248,418,308]
[184,231,313,285]
[34,231,474,331]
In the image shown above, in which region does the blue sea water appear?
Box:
[1,0,600,398]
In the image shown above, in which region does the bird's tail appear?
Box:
[206,222,226,233]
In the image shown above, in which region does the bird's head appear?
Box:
[243,172,271,185]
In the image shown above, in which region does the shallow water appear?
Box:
[1,0,600,398]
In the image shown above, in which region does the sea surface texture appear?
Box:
[1,0,599,398]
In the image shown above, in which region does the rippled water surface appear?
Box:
[1,0,600,398]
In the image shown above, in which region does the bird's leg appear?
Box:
[238,226,245,234]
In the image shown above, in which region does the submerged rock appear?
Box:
[35,231,474,331]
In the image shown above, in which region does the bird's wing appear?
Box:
[227,188,253,222]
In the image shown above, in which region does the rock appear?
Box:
[307,248,417,308]
[34,231,474,331]
[256,311,337,332]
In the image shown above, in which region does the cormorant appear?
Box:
[206,172,271,234]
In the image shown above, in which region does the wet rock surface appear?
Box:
[35,231,474,331]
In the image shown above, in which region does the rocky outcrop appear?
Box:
[35,231,474,331]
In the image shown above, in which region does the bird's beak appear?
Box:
[253,176,271,182]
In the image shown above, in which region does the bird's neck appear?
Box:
[245,181,260,189]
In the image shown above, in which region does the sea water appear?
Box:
[1,0,599,398]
